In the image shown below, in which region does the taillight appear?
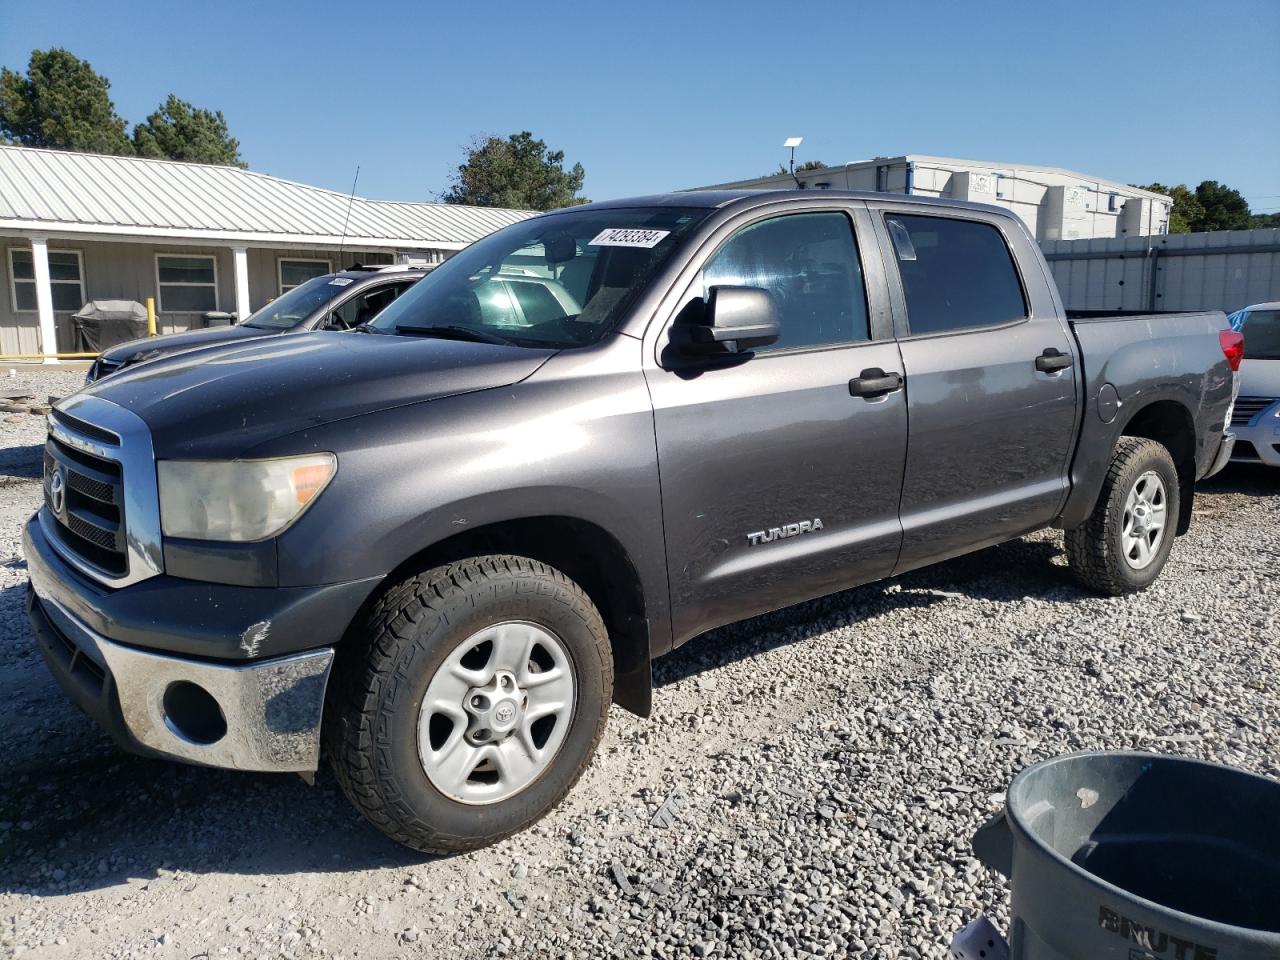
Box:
[1219,329,1245,372]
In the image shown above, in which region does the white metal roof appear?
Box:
[0,146,534,250]
[694,154,1174,203]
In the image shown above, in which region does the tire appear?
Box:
[1065,437,1180,596]
[325,555,613,853]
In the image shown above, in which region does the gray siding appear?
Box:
[0,240,400,355]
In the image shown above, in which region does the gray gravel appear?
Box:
[1,366,1277,959]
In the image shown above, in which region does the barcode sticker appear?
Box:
[588,228,671,249]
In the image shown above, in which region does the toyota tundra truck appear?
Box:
[24,190,1241,852]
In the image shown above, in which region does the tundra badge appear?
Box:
[747,519,823,546]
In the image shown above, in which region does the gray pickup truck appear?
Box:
[25,191,1239,852]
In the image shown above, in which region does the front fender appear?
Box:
[254,340,673,653]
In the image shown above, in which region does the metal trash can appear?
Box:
[971,751,1280,960]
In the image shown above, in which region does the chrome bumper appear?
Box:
[32,584,334,773]
[1202,431,1236,479]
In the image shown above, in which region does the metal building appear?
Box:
[0,146,534,359]
[693,155,1172,242]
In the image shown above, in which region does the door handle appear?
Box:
[1035,348,1073,373]
[849,368,904,398]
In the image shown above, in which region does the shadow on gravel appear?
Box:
[0,747,436,895]
[0,443,42,481]
[1197,462,1278,497]
[656,535,1074,689]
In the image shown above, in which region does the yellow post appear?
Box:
[146,297,157,336]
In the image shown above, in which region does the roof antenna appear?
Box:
[337,165,360,270]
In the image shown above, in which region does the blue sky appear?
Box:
[2,0,1277,212]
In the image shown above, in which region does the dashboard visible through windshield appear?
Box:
[370,206,710,347]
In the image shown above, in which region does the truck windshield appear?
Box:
[1240,309,1280,360]
[243,274,343,330]
[370,206,710,347]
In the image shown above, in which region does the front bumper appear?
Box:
[29,585,333,771]
[1232,418,1280,467]
[24,515,376,773]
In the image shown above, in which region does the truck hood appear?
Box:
[1237,358,1280,398]
[81,331,556,457]
[100,324,271,369]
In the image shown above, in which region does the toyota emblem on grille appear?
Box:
[48,466,67,516]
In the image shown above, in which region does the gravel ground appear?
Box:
[1,366,1277,959]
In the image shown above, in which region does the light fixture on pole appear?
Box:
[783,137,804,183]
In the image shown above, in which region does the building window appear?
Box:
[156,255,218,312]
[9,248,85,312]
[278,258,330,294]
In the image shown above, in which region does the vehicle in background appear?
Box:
[1226,303,1280,467]
[28,190,1238,855]
[84,264,429,382]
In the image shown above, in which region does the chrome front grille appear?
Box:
[44,420,128,576]
[1231,396,1277,426]
[40,396,164,589]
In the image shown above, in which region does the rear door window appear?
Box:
[885,214,1027,335]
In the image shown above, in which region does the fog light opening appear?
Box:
[162,681,227,745]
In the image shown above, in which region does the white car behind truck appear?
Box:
[1228,303,1280,466]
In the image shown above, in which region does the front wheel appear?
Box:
[1065,437,1180,595]
[326,556,613,853]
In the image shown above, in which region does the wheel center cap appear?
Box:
[462,671,524,744]
[493,700,517,726]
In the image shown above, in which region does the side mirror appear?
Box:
[670,285,780,359]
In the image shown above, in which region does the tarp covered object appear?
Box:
[72,301,148,352]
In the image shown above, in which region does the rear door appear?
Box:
[870,204,1079,573]
[644,201,908,643]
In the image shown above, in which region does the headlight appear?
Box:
[158,453,336,541]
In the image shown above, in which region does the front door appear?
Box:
[645,204,908,644]
[874,206,1079,573]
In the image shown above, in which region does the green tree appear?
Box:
[0,48,131,154]
[1136,180,1253,233]
[1193,180,1251,232]
[443,131,586,210]
[1249,211,1280,229]
[772,160,826,176]
[132,94,244,166]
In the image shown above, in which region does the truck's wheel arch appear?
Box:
[361,516,653,717]
[1116,399,1198,535]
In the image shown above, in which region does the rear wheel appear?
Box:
[1065,437,1180,595]
[326,555,612,853]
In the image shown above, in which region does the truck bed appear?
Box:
[1058,308,1233,530]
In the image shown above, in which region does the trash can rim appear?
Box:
[1002,749,1280,939]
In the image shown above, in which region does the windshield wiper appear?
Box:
[394,324,514,346]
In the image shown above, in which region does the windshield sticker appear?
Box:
[588,228,671,249]
[328,277,354,286]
